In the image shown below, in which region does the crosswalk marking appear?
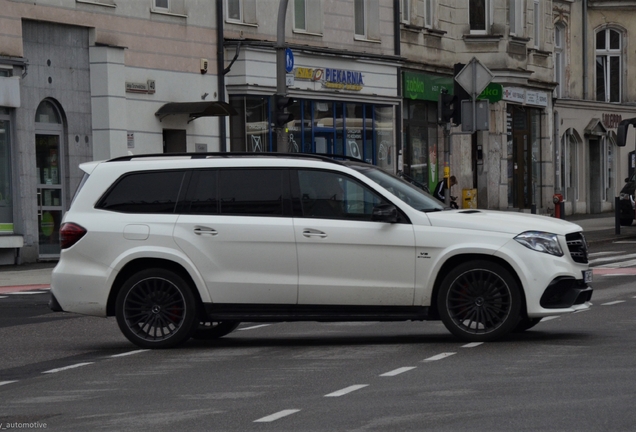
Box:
[589,250,636,276]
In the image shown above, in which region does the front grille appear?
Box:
[566,232,588,264]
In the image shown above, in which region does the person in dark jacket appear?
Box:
[433,175,457,206]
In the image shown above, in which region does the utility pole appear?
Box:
[275,0,290,152]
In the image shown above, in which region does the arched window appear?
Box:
[561,129,579,202]
[596,28,622,103]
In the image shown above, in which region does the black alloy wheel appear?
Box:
[191,321,241,340]
[438,260,521,342]
[116,268,198,349]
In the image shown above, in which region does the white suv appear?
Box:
[50,153,593,348]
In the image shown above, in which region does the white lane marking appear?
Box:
[601,300,626,306]
[588,251,625,257]
[0,296,7,299]
[110,349,149,358]
[42,362,94,374]
[574,308,592,313]
[423,352,456,362]
[380,367,416,377]
[615,241,636,244]
[4,291,48,295]
[238,324,272,331]
[602,274,634,277]
[598,258,636,269]
[0,381,18,386]
[541,316,559,322]
[462,342,483,348]
[324,384,369,397]
[254,409,301,423]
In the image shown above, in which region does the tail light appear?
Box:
[60,223,87,249]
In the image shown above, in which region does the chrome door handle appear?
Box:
[303,229,327,238]
[193,227,218,236]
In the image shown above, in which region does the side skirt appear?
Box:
[203,303,432,322]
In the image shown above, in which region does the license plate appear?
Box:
[583,270,593,283]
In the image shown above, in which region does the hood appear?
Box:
[425,209,583,236]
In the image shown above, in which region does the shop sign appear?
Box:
[503,87,526,103]
[125,79,156,94]
[294,67,364,91]
[403,71,452,101]
[526,91,548,107]
[479,83,503,103]
[603,113,622,129]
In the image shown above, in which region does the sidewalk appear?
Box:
[0,213,634,292]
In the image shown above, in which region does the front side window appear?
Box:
[97,171,186,213]
[596,28,622,103]
[470,0,490,34]
[298,170,388,220]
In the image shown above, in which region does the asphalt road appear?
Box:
[0,244,635,432]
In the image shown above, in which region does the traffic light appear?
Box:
[438,89,455,124]
[453,63,471,125]
[273,94,295,128]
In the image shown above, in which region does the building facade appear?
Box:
[2,0,636,264]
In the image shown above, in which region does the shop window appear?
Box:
[596,28,622,103]
[560,129,579,202]
[226,0,257,24]
[354,0,380,40]
[0,110,13,233]
[229,96,269,152]
[469,0,491,34]
[509,0,523,36]
[374,106,394,172]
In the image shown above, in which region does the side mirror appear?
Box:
[372,204,398,223]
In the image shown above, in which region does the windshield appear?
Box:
[350,165,445,212]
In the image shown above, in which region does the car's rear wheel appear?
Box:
[116,268,198,349]
[192,321,241,340]
[437,260,521,342]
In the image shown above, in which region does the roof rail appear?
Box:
[106,152,371,166]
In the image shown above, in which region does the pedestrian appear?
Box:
[433,175,457,206]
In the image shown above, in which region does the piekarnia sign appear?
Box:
[322,68,364,91]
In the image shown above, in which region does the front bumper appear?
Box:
[541,277,593,309]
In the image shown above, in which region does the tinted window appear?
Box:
[184,170,218,214]
[298,170,386,220]
[219,169,283,216]
[97,171,185,213]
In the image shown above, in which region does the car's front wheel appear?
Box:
[437,260,521,342]
[116,268,198,349]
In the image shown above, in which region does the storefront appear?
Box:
[225,45,400,173]
[555,99,636,215]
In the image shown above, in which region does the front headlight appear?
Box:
[514,231,564,257]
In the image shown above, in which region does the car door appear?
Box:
[293,169,416,306]
[173,168,298,304]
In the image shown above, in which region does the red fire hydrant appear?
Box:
[553,194,564,219]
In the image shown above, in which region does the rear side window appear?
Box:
[219,169,283,216]
[96,171,186,213]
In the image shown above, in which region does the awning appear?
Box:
[155,101,238,123]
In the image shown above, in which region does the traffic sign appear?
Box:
[455,58,494,97]
[285,48,294,73]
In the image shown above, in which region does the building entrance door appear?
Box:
[35,100,65,258]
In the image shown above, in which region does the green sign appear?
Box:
[403,72,453,102]
[404,71,503,103]
[478,83,503,103]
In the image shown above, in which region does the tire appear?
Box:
[191,321,240,340]
[513,316,542,333]
[116,268,198,349]
[619,218,633,227]
[437,260,521,342]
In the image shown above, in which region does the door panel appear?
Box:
[294,169,415,305]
